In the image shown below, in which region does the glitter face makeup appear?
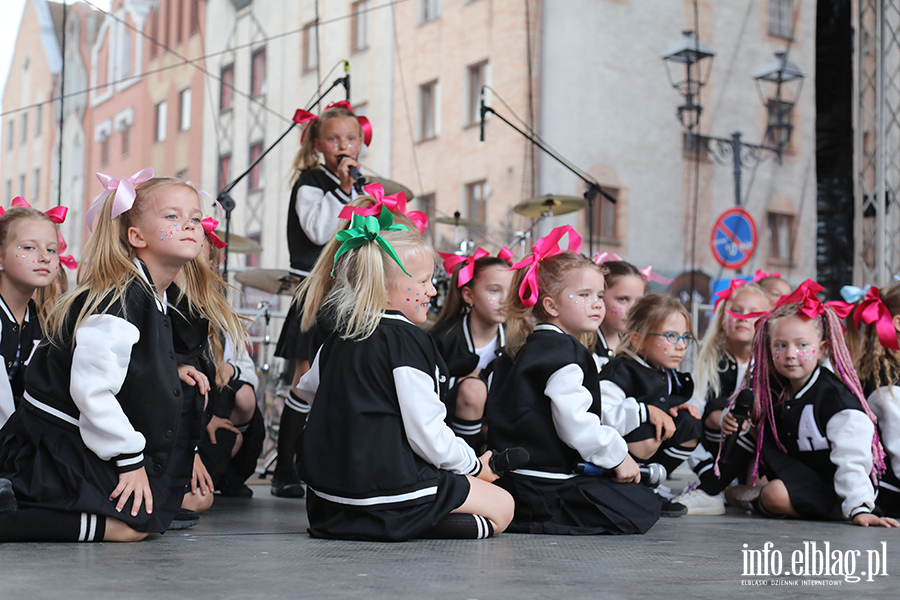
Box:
[0,219,60,291]
[386,252,436,325]
[548,267,606,337]
[770,314,826,393]
[602,274,645,335]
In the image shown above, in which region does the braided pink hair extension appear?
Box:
[822,307,887,479]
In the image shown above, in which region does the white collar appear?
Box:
[793,366,821,400]
[382,311,414,325]
[132,257,167,314]
[0,293,26,324]
[534,323,565,335]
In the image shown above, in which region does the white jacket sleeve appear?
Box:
[867,387,900,479]
[0,315,13,427]
[296,185,351,246]
[826,409,877,519]
[224,336,258,389]
[546,364,628,469]
[393,366,481,476]
[598,380,647,436]
[70,314,146,468]
[295,348,321,407]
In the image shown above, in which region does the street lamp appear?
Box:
[753,51,806,149]
[661,30,715,133]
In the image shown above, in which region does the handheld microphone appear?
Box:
[720,389,754,463]
[575,462,667,487]
[489,447,530,477]
[479,86,486,142]
[337,154,365,194]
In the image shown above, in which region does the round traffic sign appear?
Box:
[710,208,757,269]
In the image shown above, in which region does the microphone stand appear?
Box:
[217,72,350,281]
[480,104,615,257]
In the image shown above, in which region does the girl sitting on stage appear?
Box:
[274,101,370,498]
[591,256,646,369]
[598,293,703,517]
[297,209,512,541]
[0,173,245,541]
[485,227,659,535]
[430,248,513,449]
[672,281,771,514]
[0,201,69,427]
[727,280,896,526]
[846,284,900,519]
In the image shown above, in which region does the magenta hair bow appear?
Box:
[200,217,228,249]
[438,247,514,287]
[3,197,69,223]
[509,225,582,307]
[338,183,428,235]
[752,269,781,282]
[854,286,900,350]
[86,168,154,231]
[57,231,78,270]
[714,278,747,311]
[775,279,854,320]
[592,251,672,285]
[293,100,373,147]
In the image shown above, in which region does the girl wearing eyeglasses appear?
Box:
[598,293,703,517]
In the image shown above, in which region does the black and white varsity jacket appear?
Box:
[429,315,505,386]
[0,295,41,426]
[23,260,187,476]
[598,351,694,437]
[863,374,900,494]
[297,311,482,510]
[486,324,628,478]
[593,329,615,370]
[287,166,358,276]
[775,366,876,520]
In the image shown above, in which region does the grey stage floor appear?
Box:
[1,481,898,599]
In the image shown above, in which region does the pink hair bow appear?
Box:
[338,183,428,235]
[438,246,514,287]
[752,269,781,282]
[592,251,622,265]
[201,217,228,249]
[854,286,900,350]
[57,231,77,270]
[714,278,747,310]
[86,168,154,231]
[293,100,373,147]
[638,265,674,286]
[509,225,582,307]
[775,279,854,320]
[6,197,68,223]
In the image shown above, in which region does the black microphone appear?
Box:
[479,86,486,142]
[575,462,667,487]
[489,447,530,477]
[720,389,754,463]
[337,154,365,194]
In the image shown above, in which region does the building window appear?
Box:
[18,174,25,197]
[248,141,264,192]
[351,1,370,52]
[20,114,27,144]
[179,88,192,131]
[175,0,184,45]
[419,80,438,141]
[220,64,234,112]
[149,7,159,58]
[768,212,795,262]
[155,101,167,142]
[251,47,266,97]
[768,0,792,39]
[218,153,231,192]
[100,135,110,166]
[121,124,131,157]
[190,0,200,35]
[466,61,487,126]
[587,187,618,241]
[302,22,318,74]
[34,105,41,137]
[32,168,39,200]
[418,193,435,243]
[6,120,13,150]
[466,180,487,237]
[420,0,441,24]
[4,180,10,205]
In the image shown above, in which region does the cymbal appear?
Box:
[434,211,484,229]
[234,269,300,295]
[513,194,587,218]
[214,230,263,254]
[364,177,415,200]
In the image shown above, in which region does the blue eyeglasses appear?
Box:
[649,332,695,347]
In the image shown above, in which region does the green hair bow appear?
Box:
[332,206,412,277]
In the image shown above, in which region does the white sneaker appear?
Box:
[672,486,726,515]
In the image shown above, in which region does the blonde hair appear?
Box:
[0,207,61,328]
[289,107,362,184]
[617,293,694,359]
[326,228,435,340]
[49,178,247,367]
[504,253,604,358]
[855,282,900,390]
[694,283,770,400]
[296,198,419,333]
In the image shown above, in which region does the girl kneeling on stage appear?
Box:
[0,173,245,541]
[297,208,513,541]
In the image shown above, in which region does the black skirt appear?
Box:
[306,470,471,542]
[496,473,661,535]
[275,296,314,362]
[761,435,844,521]
[0,393,200,534]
